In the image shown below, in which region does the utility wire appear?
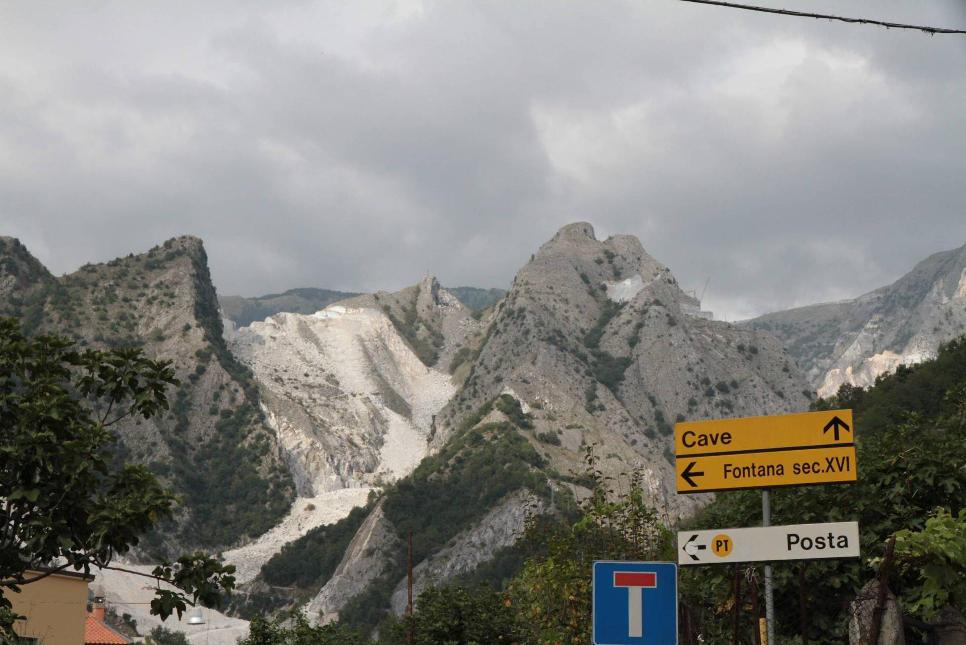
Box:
[677,0,966,35]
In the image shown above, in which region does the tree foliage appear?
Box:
[386,586,522,645]
[0,319,235,638]
[894,508,966,620]
[144,626,190,645]
[507,449,673,644]
[239,611,367,645]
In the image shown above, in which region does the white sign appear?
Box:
[677,521,860,565]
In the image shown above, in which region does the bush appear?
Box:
[145,627,189,645]
[239,612,366,645]
[536,431,562,446]
[495,394,534,429]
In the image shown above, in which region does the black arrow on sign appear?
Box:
[684,534,707,561]
[681,461,705,488]
[823,416,851,441]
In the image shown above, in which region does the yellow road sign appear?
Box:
[675,409,854,456]
[676,445,857,493]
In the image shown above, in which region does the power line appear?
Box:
[677,0,966,35]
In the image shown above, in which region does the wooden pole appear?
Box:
[407,531,414,645]
[799,563,808,645]
[748,568,762,645]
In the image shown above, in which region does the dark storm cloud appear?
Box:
[0,0,964,320]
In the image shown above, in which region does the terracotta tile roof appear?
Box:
[85,613,131,645]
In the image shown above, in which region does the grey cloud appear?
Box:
[0,0,964,320]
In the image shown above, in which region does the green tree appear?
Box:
[387,586,523,645]
[0,319,235,639]
[507,449,673,644]
[144,626,190,645]
[893,508,966,620]
[239,611,367,645]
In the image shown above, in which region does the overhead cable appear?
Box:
[678,0,966,35]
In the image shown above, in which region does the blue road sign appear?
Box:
[592,561,678,645]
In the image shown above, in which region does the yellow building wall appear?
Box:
[8,571,89,645]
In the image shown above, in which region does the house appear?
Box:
[85,597,132,645]
[8,569,93,645]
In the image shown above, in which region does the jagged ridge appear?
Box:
[0,236,295,555]
[744,243,966,396]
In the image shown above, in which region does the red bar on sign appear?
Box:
[613,572,657,588]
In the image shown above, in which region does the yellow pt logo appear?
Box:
[712,534,733,557]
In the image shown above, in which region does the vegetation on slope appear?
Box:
[335,399,557,630]
[261,503,374,590]
[446,286,507,311]
[378,286,444,367]
[219,288,360,327]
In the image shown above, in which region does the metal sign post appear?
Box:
[762,490,775,645]
[673,408,861,644]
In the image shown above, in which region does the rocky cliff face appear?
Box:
[0,236,295,554]
[306,501,400,623]
[436,223,810,515]
[744,244,966,397]
[387,489,542,615]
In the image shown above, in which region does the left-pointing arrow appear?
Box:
[681,461,705,488]
[683,534,706,561]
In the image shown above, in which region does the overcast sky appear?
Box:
[1,1,965,320]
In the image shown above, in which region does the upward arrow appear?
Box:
[823,416,851,442]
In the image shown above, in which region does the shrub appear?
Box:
[536,431,562,446]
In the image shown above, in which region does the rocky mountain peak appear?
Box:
[415,275,460,311]
[528,223,666,293]
[0,237,296,554]
[167,234,204,250]
[437,223,809,516]
[552,220,596,240]
[0,237,53,309]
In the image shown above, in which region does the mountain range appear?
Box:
[2,226,963,639]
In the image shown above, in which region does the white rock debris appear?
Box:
[605,274,645,303]
[229,306,455,496]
